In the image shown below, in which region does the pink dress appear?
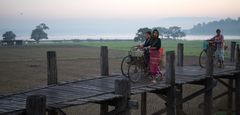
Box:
[149,49,161,76]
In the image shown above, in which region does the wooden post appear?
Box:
[115,79,131,115]
[206,44,214,76]
[26,95,46,115]
[100,104,108,115]
[176,43,183,115]
[204,46,214,115]
[227,80,233,115]
[47,51,58,85]
[236,44,240,70]
[177,43,184,66]
[176,85,183,115]
[141,92,147,115]
[166,51,176,115]
[100,46,109,76]
[235,44,240,115]
[100,46,109,114]
[230,41,236,62]
[47,51,58,115]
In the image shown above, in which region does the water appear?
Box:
[14,34,240,41]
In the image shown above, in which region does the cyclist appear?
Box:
[210,29,224,68]
[136,31,152,69]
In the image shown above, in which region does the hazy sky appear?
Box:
[0,0,240,35]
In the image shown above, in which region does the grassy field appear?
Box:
[39,39,240,56]
[0,39,237,115]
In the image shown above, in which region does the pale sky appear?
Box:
[1,0,239,19]
[0,0,239,35]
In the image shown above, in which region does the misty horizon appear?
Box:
[0,17,233,36]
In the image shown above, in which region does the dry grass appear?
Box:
[0,45,230,115]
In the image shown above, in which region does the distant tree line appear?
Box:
[189,17,240,35]
[134,26,186,42]
[1,23,49,43]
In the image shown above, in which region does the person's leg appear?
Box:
[216,49,222,67]
[220,48,224,68]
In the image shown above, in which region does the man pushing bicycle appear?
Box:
[209,29,225,68]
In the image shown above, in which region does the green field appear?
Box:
[76,39,240,56]
[26,39,240,56]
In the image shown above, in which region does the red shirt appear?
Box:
[211,35,224,48]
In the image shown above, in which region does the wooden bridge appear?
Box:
[0,42,240,115]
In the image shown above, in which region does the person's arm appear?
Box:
[150,39,161,50]
[210,36,215,41]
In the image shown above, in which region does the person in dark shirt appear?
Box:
[136,31,152,68]
[149,29,162,83]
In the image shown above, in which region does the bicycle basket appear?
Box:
[203,41,209,50]
[129,49,144,57]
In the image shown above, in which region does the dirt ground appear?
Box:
[0,46,230,115]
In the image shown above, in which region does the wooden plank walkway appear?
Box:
[0,65,238,115]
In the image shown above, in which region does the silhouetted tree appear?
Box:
[153,27,168,38]
[134,27,152,42]
[31,23,49,43]
[2,31,16,41]
[168,26,186,39]
[134,26,186,41]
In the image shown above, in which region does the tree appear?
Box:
[134,27,152,42]
[2,31,16,41]
[31,23,49,43]
[152,27,168,39]
[189,17,240,35]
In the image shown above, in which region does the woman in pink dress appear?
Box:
[149,29,161,83]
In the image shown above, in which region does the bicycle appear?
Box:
[121,47,163,82]
[199,40,227,68]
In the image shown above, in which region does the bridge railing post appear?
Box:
[100,46,109,76]
[176,43,183,115]
[204,45,214,115]
[47,51,58,85]
[235,44,240,115]
[26,95,46,115]
[166,51,176,115]
[47,51,58,115]
[177,43,184,67]
[100,46,109,115]
[230,41,236,62]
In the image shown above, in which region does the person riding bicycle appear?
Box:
[209,29,224,68]
[136,31,152,68]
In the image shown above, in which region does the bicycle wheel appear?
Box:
[121,56,131,77]
[127,62,143,82]
[199,49,207,68]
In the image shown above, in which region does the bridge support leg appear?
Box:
[100,104,108,115]
[141,92,147,115]
[26,95,46,115]
[235,44,240,115]
[227,79,233,115]
[166,51,176,115]
[236,76,240,115]
[204,77,213,115]
[176,85,183,115]
[115,79,131,115]
[47,51,59,115]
